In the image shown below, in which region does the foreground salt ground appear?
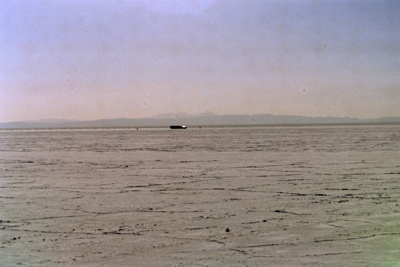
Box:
[1,126,400,266]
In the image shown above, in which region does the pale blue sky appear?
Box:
[1,0,399,122]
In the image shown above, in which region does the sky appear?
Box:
[1,0,399,122]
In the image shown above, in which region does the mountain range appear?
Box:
[1,112,400,129]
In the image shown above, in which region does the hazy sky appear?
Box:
[1,0,399,122]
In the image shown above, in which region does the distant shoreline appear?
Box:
[1,122,399,131]
[2,113,400,130]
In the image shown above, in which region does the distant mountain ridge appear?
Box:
[23,118,78,123]
[150,111,218,119]
[1,113,400,129]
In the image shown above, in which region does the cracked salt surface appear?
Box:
[1,125,400,266]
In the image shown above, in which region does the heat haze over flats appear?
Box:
[1,0,399,122]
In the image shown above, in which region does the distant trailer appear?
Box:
[170,125,187,129]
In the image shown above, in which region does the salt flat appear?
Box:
[1,125,400,266]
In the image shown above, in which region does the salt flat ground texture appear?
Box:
[1,125,400,266]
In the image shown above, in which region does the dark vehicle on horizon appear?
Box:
[170,125,187,129]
